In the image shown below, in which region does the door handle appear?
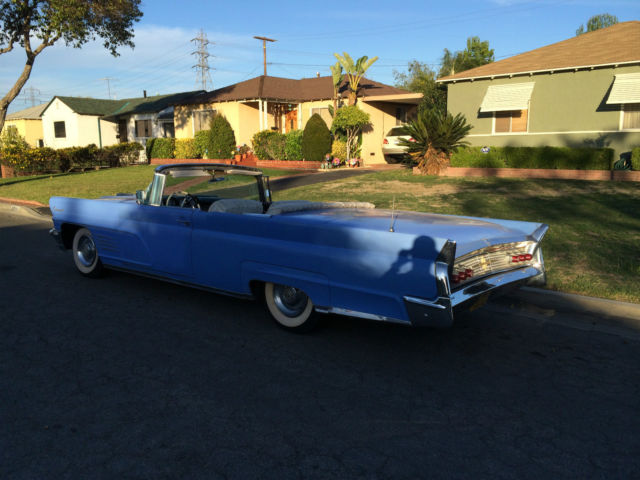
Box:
[177,218,191,226]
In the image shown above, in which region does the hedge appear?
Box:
[450,146,615,170]
[252,130,286,160]
[631,147,640,171]
[1,143,142,175]
[207,115,236,159]
[284,130,303,160]
[194,130,209,158]
[148,138,175,159]
[174,138,199,159]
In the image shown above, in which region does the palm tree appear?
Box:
[330,61,343,118]
[333,52,378,105]
[399,109,472,175]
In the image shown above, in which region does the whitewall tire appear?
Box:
[72,228,104,277]
[264,282,317,332]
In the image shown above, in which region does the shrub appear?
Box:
[57,145,100,171]
[631,147,640,171]
[284,130,304,160]
[194,130,209,158]
[252,130,286,160]
[0,128,30,171]
[450,147,506,168]
[100,142,143,167]
[450,146,614,170]
[302,113,332,161]
[174,138,199,159]
[331,139,348,161]
[208,114,236,159]
[149,138,175,159]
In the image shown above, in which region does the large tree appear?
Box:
[393,60,447,114]
[576,13,618,35]
[333,52,378,106]
[0,0,143,133]
[438,36,494,78]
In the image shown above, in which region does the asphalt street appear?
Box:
[1,210,639,479]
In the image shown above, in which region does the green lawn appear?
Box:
[0,165,302,205]
[274,169,640,304]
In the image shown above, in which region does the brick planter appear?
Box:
[1,164,15,178]
[150,158,322,170]
[412,166,640,182]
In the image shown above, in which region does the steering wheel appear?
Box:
[166,190,186,207]
[180,193,200,209]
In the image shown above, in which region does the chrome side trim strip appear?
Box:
[314,307,409,325]
[530,224,549,243]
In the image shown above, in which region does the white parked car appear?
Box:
[382,126,415,161]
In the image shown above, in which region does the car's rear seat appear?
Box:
[208,199,264,214]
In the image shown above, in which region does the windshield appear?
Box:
[387,127,408,136]
[164,171,261,201]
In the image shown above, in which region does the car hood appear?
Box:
[277,208,547,256]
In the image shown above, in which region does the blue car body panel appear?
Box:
[49,165,548,327]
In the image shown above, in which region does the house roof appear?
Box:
[6,102,49,120]
[41,91,204,118]
[439,21,640,83]
[176,75,414,105]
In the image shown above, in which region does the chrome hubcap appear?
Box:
[273,284,308,317]
[76,235,96,267]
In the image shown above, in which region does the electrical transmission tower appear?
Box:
[191,29,213,91]
[100,77,116,99]
[22,86,41,106]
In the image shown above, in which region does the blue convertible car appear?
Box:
[50,163,548,331]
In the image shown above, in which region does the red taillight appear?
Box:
[512,253,533,263]
[409,137,416,142]
[383,138,389,144]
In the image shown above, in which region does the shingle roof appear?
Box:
[42,91,204,118]
[6,102,49,120]
[439,21,640,82]
[176,75,411,105]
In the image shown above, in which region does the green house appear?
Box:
[438,21,640,161]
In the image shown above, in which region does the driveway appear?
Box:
[1,210,639,479]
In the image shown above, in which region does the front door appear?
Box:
[285,109,297,133]
[118,119,128,143]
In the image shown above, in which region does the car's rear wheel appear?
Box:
[72,228,104,277]
[264,282,317,332]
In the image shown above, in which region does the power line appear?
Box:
[192,29,213,90]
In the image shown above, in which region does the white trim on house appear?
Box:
[606,73,640,104]
[468,128,640,137]
[437,60,640,84]
[480,83,535,112]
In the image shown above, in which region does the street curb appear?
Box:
[506,287,640,324]
[0,200,51,220]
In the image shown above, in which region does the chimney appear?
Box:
[143,90,147,98]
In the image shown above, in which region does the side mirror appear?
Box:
[135,190,146,205]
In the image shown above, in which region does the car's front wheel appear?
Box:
[72,227,104,277]
[264,282,317,332]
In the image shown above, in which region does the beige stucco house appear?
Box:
[173,75,422,165]
[438,21,640,160]
[2,103,47,147]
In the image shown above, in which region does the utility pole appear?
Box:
[100,77,115,99]
[22,86,41,106]
[253,36,276,76]
[191,29,213,91]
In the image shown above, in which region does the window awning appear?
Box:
[606,73,640,104]
[479,82,535,112]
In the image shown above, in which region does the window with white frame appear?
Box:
[54,121,66,138]
[494,110,528,133]
[311,107,332,126]
[193,109,216,132]
[622,104,640,130]
[135,119,152,138]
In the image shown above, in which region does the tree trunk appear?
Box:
[0,55,36,134]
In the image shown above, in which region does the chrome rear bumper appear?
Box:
[404,264,545,328]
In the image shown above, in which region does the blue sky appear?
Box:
[2,0,638,113]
